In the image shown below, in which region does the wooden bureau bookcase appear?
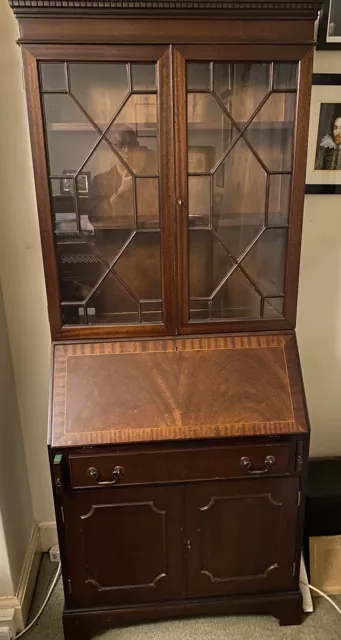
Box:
[8,0,322,637]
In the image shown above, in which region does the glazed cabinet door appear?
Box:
[185,478,299,597]
[23,45,175,339]
[174,45,313,334]
[63,485,183,607]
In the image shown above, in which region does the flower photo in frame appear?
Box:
[317,0,341,50]
[306,75,341,194]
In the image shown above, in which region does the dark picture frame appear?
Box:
[61,170,91,195]
[317,0,341,50]
[305,75,341,194]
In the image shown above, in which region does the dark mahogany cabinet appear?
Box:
[8,0,322,638]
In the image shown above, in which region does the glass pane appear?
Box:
[213,138,266,259]
[80,139,135,264]
[136,178,159,229]
[62,305,86,325]
[43,94,99,175]
[85,271,139,324]
[141,301,162,323]
[40,63,66,92]
[68,63,129,130]
[131,64,156,91]
[114,231,161,300]
[187,63,211,91]
[189,230,234,298]
[263,297,284,318]
[214,63,270,125]
[242,229,287,296]
[188,93,237,172]
[56,240,106,303]
[106,95,157,174]
[212,268,261,319]
[188,176,210,227]
[189,299,210,321]
[245,93,296,171]
[273,63,298,90]
[268,174,291,226]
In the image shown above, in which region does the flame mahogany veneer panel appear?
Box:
[50,334,308,447]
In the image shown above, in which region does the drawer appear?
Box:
[69,442,294,488]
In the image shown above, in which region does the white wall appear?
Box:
[0,3,341,525]
[0,283,34,596]
[0,3,53,522]
[296,49,341,456]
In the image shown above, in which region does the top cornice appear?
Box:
[8,0,323,20]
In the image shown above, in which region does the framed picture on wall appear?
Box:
[306,75,341,194]
[317,0,341,50]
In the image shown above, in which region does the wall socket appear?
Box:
[49,544,60,563]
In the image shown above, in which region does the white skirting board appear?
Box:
[0,521,57,634]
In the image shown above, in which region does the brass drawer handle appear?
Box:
[87,465,124,485]
[240,455,276,475]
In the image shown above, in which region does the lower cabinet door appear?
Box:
[64,485,183,607]
[185,478,299,597]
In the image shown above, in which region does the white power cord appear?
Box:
[15,563,61,639]
[300,581,341,616]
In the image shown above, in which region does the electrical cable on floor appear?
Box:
[15,563,61,639]
[300,581,341,616]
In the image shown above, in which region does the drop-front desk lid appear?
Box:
[49,333,309,448]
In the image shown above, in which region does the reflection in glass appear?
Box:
[213,138,266,259]
[62,305,86,325]
[40,63,67,92]
[43,94,99,174]
[273,63,298,91]
[80,139,134,264]
[189,230,234,298]
[42,61,162,327]
[263,297,284,318]
[214,63,270,124]
[188,176,211,227]
[56,240,106,303]
[187,63,211,91]
[187,93,236,173]
[189,299,210,321]
[245,93,296,171]
[268,174,291,226]
[115,232,161,300]
[69,63,129,130]
[141,301,162,323]
[107,95,157,174]
[131,64,156,91]
[185,60,296,324]
[242,229,287,296]
[212,268,261,318]
[85,271,139,324]
[136,178,159,228]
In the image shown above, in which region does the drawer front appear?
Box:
[69,442,294,488]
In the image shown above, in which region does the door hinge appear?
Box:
[292,561,296,576]
[67,578,72,595]
[60,506,65,524]
[297,491,301,507]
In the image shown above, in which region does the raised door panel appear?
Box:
[185,478,299,597]
[64,485,183,607]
